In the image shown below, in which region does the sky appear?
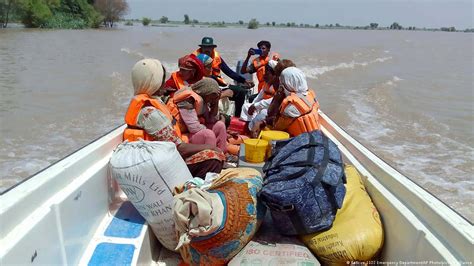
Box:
[125,0,473,29]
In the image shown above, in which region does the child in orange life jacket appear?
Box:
[179,78,228,153]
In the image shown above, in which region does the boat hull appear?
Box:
[1,112,472,265]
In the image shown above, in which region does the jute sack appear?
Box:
[300,165,384,264]
[110,140,192,250]
[174,168,266,265]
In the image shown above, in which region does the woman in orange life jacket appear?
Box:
[175,78,228,154]
[268,66,320,137]
[163,54,205,94]
[123,58,224,178]
[239,59,279,137]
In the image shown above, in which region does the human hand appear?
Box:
[207,116,218,125]
[248,104,257,115]
[249,120,266,138]
[209,145,223,153]
[219,114,226,123]
[163,86,177,93]
[265,116,275,127]
[247,48,255,57]
[227,130,239,139]
[157,85,176,96]
[200,143,219,152]
[244,80,254,88]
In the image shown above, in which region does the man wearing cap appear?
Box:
[193,37,253,116]
[193,37,252,87]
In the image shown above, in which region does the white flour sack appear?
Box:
[109,140,192,250]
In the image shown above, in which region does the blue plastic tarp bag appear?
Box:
[259,130,346,236]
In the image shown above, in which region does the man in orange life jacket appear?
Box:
[240,40,278,102]
[193,37,253,116]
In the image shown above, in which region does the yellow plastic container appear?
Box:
[244,139,268,163]
[260,130,290,142]
[260,130,290,157]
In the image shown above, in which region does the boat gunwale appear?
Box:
[318,110,473,262]
[319,111,472,225]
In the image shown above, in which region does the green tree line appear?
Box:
[0,0,128,28]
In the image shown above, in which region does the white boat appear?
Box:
[1,111,472,265]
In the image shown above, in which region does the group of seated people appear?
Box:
[123,37,321,178]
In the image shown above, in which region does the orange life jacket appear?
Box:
[123,94,183,142]
[166,88,205,133]
[277,90,320,137]
[193,49,226,86]
[252,56,270,92]
[171,71,185,90]
[261,83,276,100]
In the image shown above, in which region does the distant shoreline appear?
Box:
[3,20,473,33]
[124,19,474,33]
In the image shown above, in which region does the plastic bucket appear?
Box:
[260,130,290,157]
[244,139,268,163]
[260,130,290,142]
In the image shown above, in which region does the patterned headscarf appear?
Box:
[280,67,308,96]
[196,53,213,67]
[131,58,165,96]
[178,54,205,83]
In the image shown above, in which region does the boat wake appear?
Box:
[120,48,145,59]
[300,57,392,79]
[344,77,474,221]
[160,61,178,74]
[0,71,134,194]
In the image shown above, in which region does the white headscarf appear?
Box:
[131,59,165,96]
[267,59,278,70]
[279,67,308,96]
